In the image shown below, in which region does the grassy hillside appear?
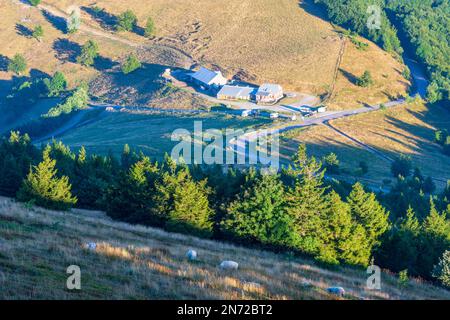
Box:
[282,101,450,189]
[0,0,409,110]
[45,112,272,159]
[0,196,449,300]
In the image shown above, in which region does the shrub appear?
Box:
[32,25,44,41]
[76,40,99,66]
[29,0,41,6]
[121,54,141,74]
[116,10,137,32]
[398,269,409,287]
[8,54,27,75]
[356,71,374,87]
[144,17,155,37]
[43,71,67,97]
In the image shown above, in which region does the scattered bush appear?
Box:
[433,250,450,288]
[356,70,374,88]
[121,54,141,74]
[43,71,67,97]
[32,25,44,41]
[145,17,155,37]
[76,40,99,66]
[8,54,27,75]
[116,10,137,32]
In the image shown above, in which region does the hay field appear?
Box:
[327,36,411,110]
[283,102,450,189]
[0,0,130,95]
[39,0,409,104]
[1,196,448,300]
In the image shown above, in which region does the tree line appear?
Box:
[0,132,448,286]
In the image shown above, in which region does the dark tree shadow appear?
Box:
[0,54,10,72]
[339,68,359,85]
[15,23,33,38]
[53,38,81,63]
[133,25,146,37]
[298,0,336,26]
[81,6,117,31]
[93,56,119,71]
[42,10,67,34]
[29,68,50,79]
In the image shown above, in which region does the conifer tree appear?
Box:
[347,182,390,249]
[433,250,450,288]
[286,144,327,254]
[106,156,158,224]
[0,132,39,197]
[222,172,297,247]
[416,200,450,278]
[17,147,77,211]
[155,161,213,237]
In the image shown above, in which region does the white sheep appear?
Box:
[219,260,239,270]
[86,242,97,251]
[327,287,345,297]
[186,249,197,261]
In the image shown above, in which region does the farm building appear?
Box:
[240,109,253,117]
[217,85,256,101]
[190,67,228,89]
[256,84,284,104]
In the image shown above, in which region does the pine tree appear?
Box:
[286,144,328,254]
[17,147,77,211]
[0,132,39,197]
[221,172,297,247]
[417,199,450,279]
[106,156,158,224]
[154,158,213,237]
[347,183,390,249]
[377,207,420,274]
[433,250,450,288]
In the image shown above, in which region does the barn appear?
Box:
[255,84,284,104]
[217,85,256,101]
[190,67,228,89]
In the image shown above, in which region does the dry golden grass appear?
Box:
[0,196,449,300]
[0,0,130,94]
[36,0,409,107]
[282,101,450,189]
[328,36,410,110]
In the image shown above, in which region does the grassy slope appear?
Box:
[1,196,449,300]
[49,113,272,159]
[1,0,409,110]
[282,101,450,189]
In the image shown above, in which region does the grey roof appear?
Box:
[191,67,227,86]
[256,83,283,96]
[217,85,256,98]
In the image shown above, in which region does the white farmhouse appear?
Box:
[190,67,228,89]
[256,84,284,104]
[217,85,256,101]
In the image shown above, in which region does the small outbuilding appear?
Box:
[190,67,228,89]
[217,85,256,101]
[256,84,284,104]
[270,112,279,119]
[240,109,253,117]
